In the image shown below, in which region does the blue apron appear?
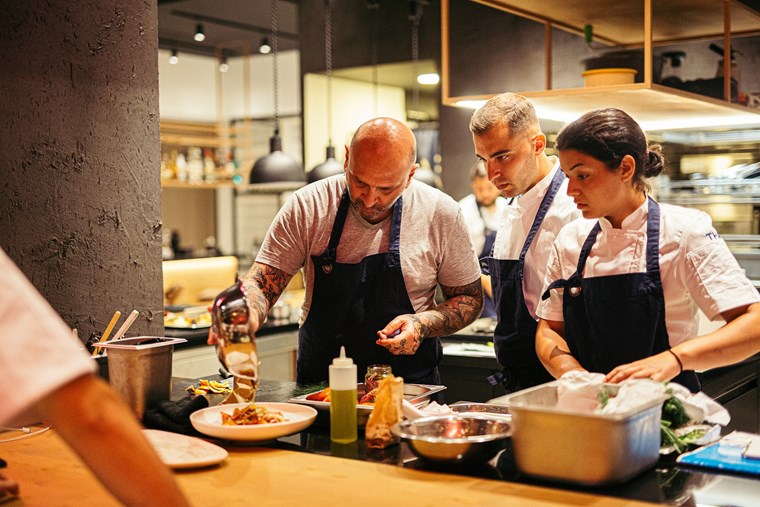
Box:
[481,169,565,392]
[542,197,700,392]
[297,189,442,385]
[478,208,498,319]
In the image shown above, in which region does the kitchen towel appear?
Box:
[142,395,209,436]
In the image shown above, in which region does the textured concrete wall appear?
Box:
[0,1,164,339]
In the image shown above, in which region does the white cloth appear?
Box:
[256,175,482,323]
[0,249,96,426]
[458,193,508,255]
[537,200,760,347]
[492,160,582,319]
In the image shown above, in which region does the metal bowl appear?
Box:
[391,415,511,465]
[450,403,511,422]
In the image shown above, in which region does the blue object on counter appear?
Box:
[678,440,760,476]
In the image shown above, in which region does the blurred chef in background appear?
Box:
[212,117,483,385]
[470,93,581,393]
[458,160,508,318]
[0,247,189,506]
[536,108,760,391]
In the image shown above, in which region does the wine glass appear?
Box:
[211,280,259,386]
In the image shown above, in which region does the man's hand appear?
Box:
[376,315,422,355]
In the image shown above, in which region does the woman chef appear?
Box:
[536,108,760,391]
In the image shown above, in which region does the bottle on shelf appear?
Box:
[203,148,216,182]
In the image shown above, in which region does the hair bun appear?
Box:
[644,144,665,178]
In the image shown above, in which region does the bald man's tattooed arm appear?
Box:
[411,279,484,339]
[240,262,294,330]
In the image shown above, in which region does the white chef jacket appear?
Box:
[492,160,582,319]
[537,200,760,347]
[0,248,96,426]
[458,193,508,255]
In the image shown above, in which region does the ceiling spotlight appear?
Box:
[259,37,271,54]
[169,49,179,65]
[417,73,440,85]
[219,55,229,73]
[194,23,206,42]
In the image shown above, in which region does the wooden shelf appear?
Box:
[475,0,760,45]
[443,0,760,130]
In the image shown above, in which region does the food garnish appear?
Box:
[186,379,233,395]
[221,404,288,426]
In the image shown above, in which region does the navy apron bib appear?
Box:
[478,210,498,319]
[542,197,700,392]
[481,169,565,392]
[297,189,442,386]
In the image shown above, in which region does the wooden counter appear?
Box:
[2,430,659,507]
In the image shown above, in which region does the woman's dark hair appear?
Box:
[555,108,665,192]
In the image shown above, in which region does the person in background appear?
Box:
[458,160,508,318]
[536,108,760,390]
[470,93,582,393]
[0,248,189,506]
[213,117,483,385]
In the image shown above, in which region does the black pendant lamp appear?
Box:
[308,0,343,184]
[250,0,304,184]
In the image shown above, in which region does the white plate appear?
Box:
[142,429,228,469]
[189,402,318,442]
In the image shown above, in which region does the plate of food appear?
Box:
[142,429,228,469]
[189,402,318,441]
[288,383,446,425]
[164,306,212,329]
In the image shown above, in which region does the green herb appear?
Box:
[598,386,611,409]
[660,420,688,454]
[661,396,690,428]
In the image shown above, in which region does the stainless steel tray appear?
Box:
[288,383,446,426]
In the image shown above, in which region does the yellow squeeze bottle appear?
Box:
[329,346,358,443]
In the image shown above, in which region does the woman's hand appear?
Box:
[604,350,682,384]
[376,315,422,355]
[0,472,19,500]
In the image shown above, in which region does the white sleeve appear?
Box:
[536,240,565,322]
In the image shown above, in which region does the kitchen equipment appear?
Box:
[583,49,663,84]
[211,280,259,384]
[503,382,665,485]
[97,336,186,419]
[90,310,121,356]
[110,309,140,342]
[449,402,511,422]
[582,68,637,87]
[391,414,511,465]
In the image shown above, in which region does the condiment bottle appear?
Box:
[329,346,357,443]
[364,364,392,393]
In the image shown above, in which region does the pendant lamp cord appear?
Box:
[410,2,421,116]
[325,0,333,147]
[271,0,280,136]
[368,1,380,114]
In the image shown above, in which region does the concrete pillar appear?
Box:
[0,1,164,338]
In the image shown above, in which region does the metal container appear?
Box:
[98,336,186,419]
[450,402,511,422]
[391,415,511,465]
[504,382,664,485]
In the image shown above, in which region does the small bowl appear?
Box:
[391,415,511,465]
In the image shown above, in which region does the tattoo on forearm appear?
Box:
[242,263,292,322]
[412,279,483,338]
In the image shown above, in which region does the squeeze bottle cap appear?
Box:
[332,346,353,367]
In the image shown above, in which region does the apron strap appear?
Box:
[321,189,351,264]
[385,195,404,268]
[541,221,601,301]
[645,197,660,275]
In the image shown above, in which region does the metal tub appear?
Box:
[504,382,664,485]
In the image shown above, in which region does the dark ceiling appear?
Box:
[157,0,300,58]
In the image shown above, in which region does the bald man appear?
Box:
[229,117,483,384]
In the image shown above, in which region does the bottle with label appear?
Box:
[329,346,357,443]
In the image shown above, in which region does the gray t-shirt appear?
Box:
[256,174,481,322]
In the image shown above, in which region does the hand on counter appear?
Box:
[376,316,422,355]
[0,472,19,501]
[604,350,682,384]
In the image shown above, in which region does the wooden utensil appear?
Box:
[110,309,140,342]
[91,311,121,356]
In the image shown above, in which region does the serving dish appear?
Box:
[164,306,212,329]
[288,383,446,426]
[391,415,511,465]
[142,429,228,469]
[190,402,317,441]
[449,402,511,422]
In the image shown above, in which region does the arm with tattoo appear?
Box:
[377,278,483,355]
[240,262,294,331]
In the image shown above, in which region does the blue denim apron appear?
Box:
[297,190,442,385]
[481,169,565,392]
[479,224,498,319]
[542,197,700,392]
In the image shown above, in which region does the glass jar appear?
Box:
[364,364,392,392]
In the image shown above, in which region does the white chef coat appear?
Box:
[537,200,760,347]
[492,160,582,319]
[0,248,96,426]
[458,193,508,255]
